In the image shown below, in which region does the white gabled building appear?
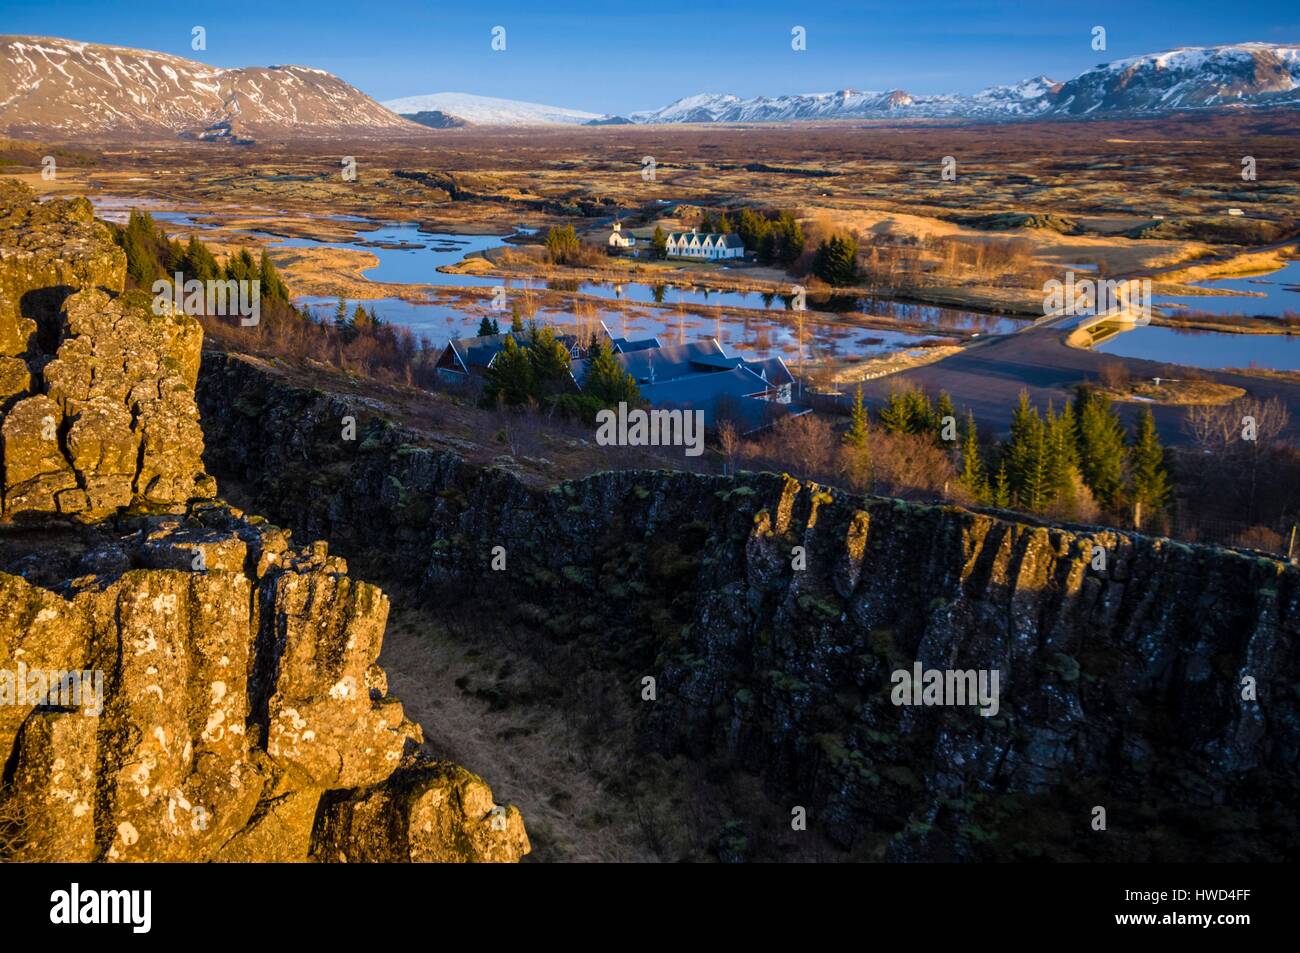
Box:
[607,222,636,248]
[665,228,745,260]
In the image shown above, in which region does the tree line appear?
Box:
[116,210,289,306]
[842,383,1172,528]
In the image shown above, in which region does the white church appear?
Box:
[666,228,745,260]
[606,222,636,249]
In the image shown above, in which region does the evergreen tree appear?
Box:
[1006,390,1049,511]
[877,390,910,435]
[510,308,525,334]
[777,211,805,265]
[182,236,220,283]
[1128,407,1171,527]
[543,225,581,265]
[1044,402,1082,516]
[226,249,258,282]
[844,387,869,448]
[477,316,501,337]
[1075,385,1127,511]
[717,212,732,234]
[481,335,536,408]
[992,462,1011,508]
[527,325,573,395]
[736,208,770,251]
[959,410,988,503]
[258,250,289,305]
[650,226,668,260]
[583,338,641,406]
[121,210,167,287]
[352,303,372,331]
[937,391,956,441]
[812,234,859,287]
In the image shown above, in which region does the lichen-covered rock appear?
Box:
[0,180,125,356]
[0,183,212,521]
[313,759,531,863]
[0,505,527,863]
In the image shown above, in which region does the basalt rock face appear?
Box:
[0,181,528,863]
[198,349,1300,861]
[1,182,213,521]
[0,505,527,862]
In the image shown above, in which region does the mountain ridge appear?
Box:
[0,34,420,140]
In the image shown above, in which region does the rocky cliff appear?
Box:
[0,180,528,863]
[198,348,1300,861]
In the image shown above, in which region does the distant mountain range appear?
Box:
[2,37,1298,140]
[393,43,1300,126]
[0,35,417,140]
[382,92,603,127]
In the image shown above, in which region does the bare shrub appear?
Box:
[1099,360,1130,392]
[866,429,956,498]
[1185,395,1290,450]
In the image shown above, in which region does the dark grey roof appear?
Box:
[641,366,769,405]
[447,329,580,371]
[620,339,728,383]
[740,356,795,388]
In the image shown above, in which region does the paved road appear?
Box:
[839,326,1300,446]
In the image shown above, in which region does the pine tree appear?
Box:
[1129,407,1171,527]
[877,390,910,435]
[958,410,988,503]
[1007,390,1049,511]
[527,325,573,396]
[182,235,220,283]
[477,316,500,337]
[993,462,1011,508]
[481,335,536,407]
[225,249,257,282]
[936,391,956,442]
[1044,402,1082,516]
[844,387,869,448]
[583,338,640,406]
[352,304,372,331]
[510,308,525,334]
[650,226,668,260]
[778,212,804,265]
[543,225,581,264]
[259,250,289,305]
[813,235,859,287]
[1075,385,1127,511]
[717,212,732,234]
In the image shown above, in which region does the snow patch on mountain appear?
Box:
[382,92,604,126]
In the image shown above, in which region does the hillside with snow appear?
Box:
[382,92,606,127]
[627,44,1299,123]
[0,35,419,139]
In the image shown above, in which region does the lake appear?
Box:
[1155,260,1300,318]
[1095,325,1300,372]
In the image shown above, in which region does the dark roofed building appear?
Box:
[436,328,581,380]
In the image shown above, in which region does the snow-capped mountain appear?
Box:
[0,35,418,139]
[628,77,1056,123]
[1050,43,1300,113]
[382,92,605,126]
[628,44,1300,123]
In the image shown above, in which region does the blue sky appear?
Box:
[4,0,1297,113]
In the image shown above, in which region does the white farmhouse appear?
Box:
[665,228,745,260]
[607,222,636,248]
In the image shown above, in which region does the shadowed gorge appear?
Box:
[196,346,1300,861]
